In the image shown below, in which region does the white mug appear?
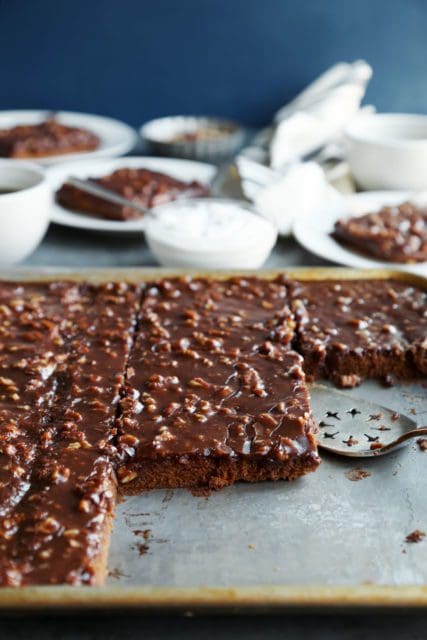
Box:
[0,160,51,264]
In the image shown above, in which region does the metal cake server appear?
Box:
[309,384,427,458]
[66,176,218,216]
[67,176,149,216]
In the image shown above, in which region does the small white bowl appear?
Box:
[345,113,427,191]
[145,198,277,269]
[0,160,51,264]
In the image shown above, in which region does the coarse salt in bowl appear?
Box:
[145,198,277,269]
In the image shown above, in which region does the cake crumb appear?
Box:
[417,438,427,452]
[405,530,425,544]
[108,567,129,579]
[248,543,256,550]
[383,374,396,387]
[191,486,211,498]
[337,374,361,388]
[136,542,149,555]
[134,529,151,540]
[345,468,371,482]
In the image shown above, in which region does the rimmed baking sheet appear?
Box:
[0,267,425,612]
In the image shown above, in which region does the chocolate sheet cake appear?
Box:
[56,168,210,221]
[332,202,427,263]
[0,119,99,158]
[0,274,425,586]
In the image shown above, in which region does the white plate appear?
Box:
[0,110,138,166]
[46,156,217,232]
[293,190,427,276]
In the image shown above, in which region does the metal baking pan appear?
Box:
[0,266,426,612]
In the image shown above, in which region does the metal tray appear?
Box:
[0,267,426,612]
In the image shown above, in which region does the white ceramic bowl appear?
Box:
[345,113,427,190]
[0,160,51,264]
[145,198,277,269]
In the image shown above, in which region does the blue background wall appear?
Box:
[0,0,426,128]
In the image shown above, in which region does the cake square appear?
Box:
[56,168,210,221]
[0,119,99,158]
[332,202,427,263]
[116,277,319,491]
[290,279,427,387]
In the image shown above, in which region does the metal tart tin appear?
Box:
[140,115,245,161]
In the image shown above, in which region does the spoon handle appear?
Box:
[377,426,427,455]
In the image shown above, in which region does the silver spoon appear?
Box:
[310,384,427,458]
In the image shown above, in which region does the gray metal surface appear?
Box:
[107,380,427,589]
